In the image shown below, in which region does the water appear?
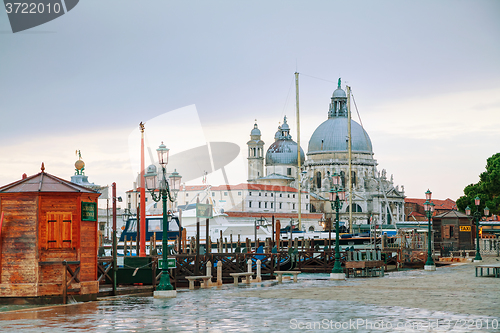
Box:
[0,271,498,332]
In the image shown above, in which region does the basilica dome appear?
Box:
[265,116,305,166]
[266,140,305,166]
[308,117,372,155]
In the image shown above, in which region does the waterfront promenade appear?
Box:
[0,258,498,332]
[235,257,500,318]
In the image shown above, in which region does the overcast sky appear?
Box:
[1,0,499,207]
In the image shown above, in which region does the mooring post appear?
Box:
[256,259,262,282]
[247,259,253,282]
[217,260,222,286]
[207,260,212,286]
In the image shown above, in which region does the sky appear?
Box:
[1,0,499,208]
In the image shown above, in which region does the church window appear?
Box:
[308,226,315,232]
[249,201,252,208]
[288,194,290,198]
[346,203,362,213]
[271,202,273,209]
[259,192,262,196]
[292,203,295,210]
[287,168,292,176]
[258,202,261,208]
[271,193,273,197]
[293,194,295,198]
[340,171,346,188]
[316,172,322,188]
[264,202,267,208]
[279,203,282,209]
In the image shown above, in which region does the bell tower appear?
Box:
[247,121,264,182]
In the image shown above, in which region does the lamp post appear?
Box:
[423,189,436,271]
[144,142,182,298]
[329,172,346,280]
[465,196,489,262]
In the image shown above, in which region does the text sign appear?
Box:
[459,225,471,232]
[81,202,97,221]
[159,258,176,269]
[196,203,213,219]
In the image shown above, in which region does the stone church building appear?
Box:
[248,80,405,231]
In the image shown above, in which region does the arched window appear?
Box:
[308,226,315,232]
[346,203,362,213]
[316,171,322,188]
[340,171,345,188]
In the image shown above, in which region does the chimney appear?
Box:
[22,173,27,179]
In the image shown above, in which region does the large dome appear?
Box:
[308,117,373,155]
[266,140,305,166]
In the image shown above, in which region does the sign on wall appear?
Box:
[81,202,97,221]
[459,225,471,232]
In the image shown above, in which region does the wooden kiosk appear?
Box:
[0,164,100,303]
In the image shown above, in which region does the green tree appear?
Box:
[456,153,500,215]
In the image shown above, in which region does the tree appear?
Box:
[456,153,500,215]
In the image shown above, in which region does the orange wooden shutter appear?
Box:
[62,213,72,248]
[47,213,60,248]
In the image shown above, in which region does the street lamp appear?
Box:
[329,172,346,280]
[423,189,436,271]
[465,196,489,262]
[145,142,182,298]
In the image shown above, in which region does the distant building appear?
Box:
[405,198,457,222]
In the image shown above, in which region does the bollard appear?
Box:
[217,260,222,286]
[247,259,253,282]
[206,260,213,286]
[256,259,262,282]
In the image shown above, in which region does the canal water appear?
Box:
[0,271,497,332]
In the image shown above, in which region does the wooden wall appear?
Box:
[0,193,38,296]
[0,191,99,298]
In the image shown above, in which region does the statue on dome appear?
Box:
[338,78,341,88]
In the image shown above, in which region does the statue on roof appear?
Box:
[75,150,85,175]
[338,78,341,89]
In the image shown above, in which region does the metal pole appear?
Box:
[474,208,482,261]
[332,196,342,274]
[425,210,434,267]
[346,86,353,233]
[157,166,173,291]
[112,182,117,296]
[139,123,146,257]
[295,72,302,231]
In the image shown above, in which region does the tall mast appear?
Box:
[346,86,353,233]
[295,72,302,231]
[139,122,146,257]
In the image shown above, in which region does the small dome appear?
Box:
[266,140,305,166]
[250,123,261,136]
[332,88,346,98]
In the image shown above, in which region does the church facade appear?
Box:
[247,80,405,231]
